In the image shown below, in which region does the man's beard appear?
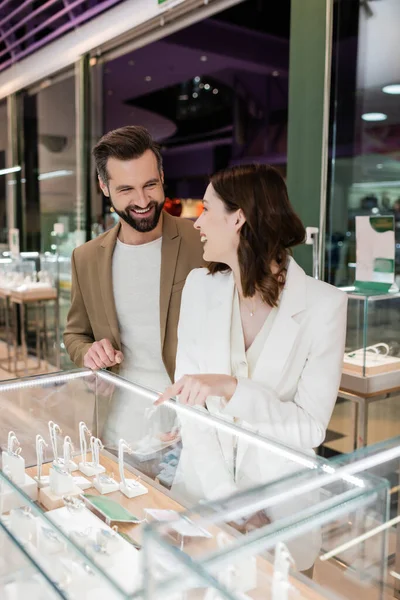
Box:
[111,198,165,233]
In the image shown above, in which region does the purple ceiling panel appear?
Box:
[0,0,124,73]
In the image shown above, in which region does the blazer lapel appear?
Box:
[235,258,307,475]
[205,271,235,376]
[160,213,181,350]
[251,257,307,389]
[97,223,121,350]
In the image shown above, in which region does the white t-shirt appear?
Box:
[111,236,171,393]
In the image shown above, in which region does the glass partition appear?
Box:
[327,0,400,288]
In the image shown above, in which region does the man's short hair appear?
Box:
[93,125,163,184]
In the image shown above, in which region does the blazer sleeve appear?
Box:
[223,292,348,449]
[63,250,95,367]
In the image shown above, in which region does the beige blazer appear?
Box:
[63,212,204,381]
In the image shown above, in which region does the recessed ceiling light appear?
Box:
[361,112,387,122]
[193,92,198,98]
[213,89,218,95]
[382,84,400,95]
[128,60,135,66]
[272,71,280,77]
[194,76,200,83]
[200,55,207,62]
[377,164,383,169]
[204,84,210,91]
[145,76,152,82]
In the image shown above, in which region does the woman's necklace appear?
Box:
[243,296,257,317]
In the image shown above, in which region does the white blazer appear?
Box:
[175,256,347,447]
[175,258,347,482]
[172,258,347,569]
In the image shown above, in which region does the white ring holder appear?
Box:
[118,439,148,499]
[272,542,296,600]
[2,431,25,485]
[215,532,257,594]
[0,431,38,510]
[93,438,118,495]
[48,421,78,472]
[49,437,76,497]
[34,434,49,488]
[79,433,105,477]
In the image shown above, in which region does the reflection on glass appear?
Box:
[35,76,77,254]
[327,0,400,288]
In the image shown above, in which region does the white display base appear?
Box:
[39,484,82,511]
[57,458,78,473]
[119,480,148,499]
[48,506,141,595]
[34,474,49,489]
[343,353,400,376]
[1,451,26,485]
[93,476,119,495]
[73,475,92,490]
[0,474,37,513]
[79,461,105,476]
[49,467,75,496]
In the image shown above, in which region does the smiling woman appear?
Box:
[159,163,348,516]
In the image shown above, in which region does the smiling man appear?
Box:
[64,125,204,392]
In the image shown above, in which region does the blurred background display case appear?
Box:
[342,290,400,391]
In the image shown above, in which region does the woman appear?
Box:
[157,165,347,568]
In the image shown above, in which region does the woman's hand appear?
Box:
[155,374,237,407]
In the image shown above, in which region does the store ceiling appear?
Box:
[0,0,125,73]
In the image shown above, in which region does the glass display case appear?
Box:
[1,368,399,599]
[144,434,400,600]
[2,367,375,598]
[143,467,389,599]
[343,290,400,379]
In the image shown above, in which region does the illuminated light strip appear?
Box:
[0,166,21,176]
[352,181,400,189]
[0,370,91,392]
[98,370,319,470]
[390,571,400,581]
[38,169,74,180]
[320,514,400,562]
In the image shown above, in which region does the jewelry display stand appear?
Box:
[216,532,257,594]
[92,438,118,494]
[344,343,400,376]
[271,542,295,600]
[34,434,49,488]
[79,433,105,477]
[48,421,78,472]
[0,431,37,512]
[118,439,148,499]
[40,435,81,511]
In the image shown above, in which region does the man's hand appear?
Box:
[83,339,124,370]
[155,374,237,407]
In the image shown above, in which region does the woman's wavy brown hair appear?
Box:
[208,164,306,307]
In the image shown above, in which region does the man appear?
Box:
[64,125,204,393]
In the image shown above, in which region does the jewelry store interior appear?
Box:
[0,0,400,598]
